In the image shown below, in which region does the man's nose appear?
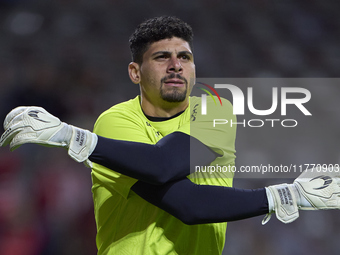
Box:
[167,57,183,73]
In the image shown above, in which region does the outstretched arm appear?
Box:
[132,165,340,225]
[131,178,269,225]
[0,106,217,185]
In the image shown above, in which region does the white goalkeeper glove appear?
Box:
[263,166,340,224]
[0,106,98,166]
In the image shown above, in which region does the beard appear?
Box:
[159,74,188,103]
[160,87,187,102]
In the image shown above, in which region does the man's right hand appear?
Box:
[1,106,98,165]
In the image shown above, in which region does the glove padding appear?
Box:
[0,106,98,166]
[263,166,340,224]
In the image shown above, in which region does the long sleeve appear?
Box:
[89,132,217,185]
[131,178,269,225]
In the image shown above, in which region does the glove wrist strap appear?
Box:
[68,126,98,164]
[262,184,299,224]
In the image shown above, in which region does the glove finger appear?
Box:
[10,135,34,151]
[0,124,24,147]
[9,140,24,151]
[1,107,27,146]
[9,135,65,151]
[8,127,41,151]
[3,106,28,130]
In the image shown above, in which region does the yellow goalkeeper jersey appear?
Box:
[91,95,236,255]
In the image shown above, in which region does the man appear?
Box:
[1,16,340,255]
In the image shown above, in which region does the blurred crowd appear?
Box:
[0,0,340,254]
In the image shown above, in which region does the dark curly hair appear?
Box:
[129,16,194,64]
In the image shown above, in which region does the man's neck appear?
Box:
[140,97,189,118]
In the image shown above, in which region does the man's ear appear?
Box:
[128,62,141,84]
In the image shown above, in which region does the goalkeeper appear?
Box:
[2,16,340,255]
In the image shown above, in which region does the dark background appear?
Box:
[0,0,340,254]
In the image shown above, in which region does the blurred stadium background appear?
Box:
[0,0,340,254]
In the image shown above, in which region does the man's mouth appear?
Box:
[164,79,185,87]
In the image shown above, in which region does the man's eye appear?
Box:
[181,55,190,60]
[156,55,167,59]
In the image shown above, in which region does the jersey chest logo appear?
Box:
[146,121,161,138]
[191,104,199,121]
